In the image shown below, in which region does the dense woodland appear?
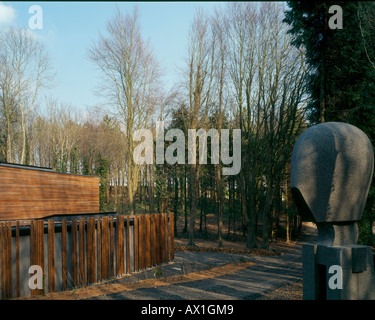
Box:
[1,2,375,249]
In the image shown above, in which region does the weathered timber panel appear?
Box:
[0,213,174,299]
[101,216,110,279]
[0,165,99,220]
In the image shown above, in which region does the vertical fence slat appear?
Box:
[165,213,169,261]
[134,215,139,271]
[6,222,13,298]
[62,219,68,291]
[30,220,34,266]
[16,221,20,298]
[79,217,86,286]
[116,215,125,275]
[71,219,78,287]
[98,218,102,281]
[126,216,130,273]
[138,215,143,270]
[3,224,6,299]
[161,214,164,263]
[1,222,9,299]
[4,222,9,298]
[102,216,109,279]
[32,220,39,296]
[87,217,95,284]
[48,219,55,293]
[31,220,44,297]
[170,213,174,261]
[29,220,34,297]
[151,214,157,266]
[1,223,5,299]
[154,214,158,266]
[162,213,166,263]
[142,215,147,268]
[110,216,114,276]
[153,214,157,266]
[163,214,167,263]
[139,215,145,270]
[39,220,45,296]
[159,214,163,265]
[7,222,12,299]
[146,214,151,268]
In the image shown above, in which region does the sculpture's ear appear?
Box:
[291,187,315,222]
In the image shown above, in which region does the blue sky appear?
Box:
[0,1,226,113]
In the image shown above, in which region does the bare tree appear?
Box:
[257,3,308,248]
[0,53,18,163]
[226,2,260,248]
[211,7,229,247]
[88,6,163,214]
[32,98,81,171]
[0,27,53,165]
[226,2,308,249]
[181,9,215,246]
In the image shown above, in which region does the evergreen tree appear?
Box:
[284,1,375,244]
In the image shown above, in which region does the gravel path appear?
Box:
[86,225,316,300]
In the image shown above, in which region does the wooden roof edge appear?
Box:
[0,162,100,179]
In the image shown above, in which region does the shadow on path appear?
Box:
[89,223,316,300]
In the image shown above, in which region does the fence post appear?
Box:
[1,223,5,299]
[62,219,68,291]
[16,221,20,298]
[101,216,110,280]
[79,217,86,286]
[87,217,96,284]
[110,216,114,276]
[126,216,130,273]
[116,215,125,275]
[30,220,44,296]
[170,213,174,261]
[71,219,79,287]
[146,214,151,268]
[97,217,102,281]
[139,215,144,270]
[48,219,55,293]
[134,215,139,271]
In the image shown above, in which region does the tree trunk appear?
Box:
[216,164,224,248]
[149,164,154,214]
[183,169,188,233]
[261,185,277,250]
[174,167,179,233]
[286,213,291,243]
[188,164,198,246]
[6,116,11,163]
[127,164,135,215]
[20,117,26,165]
[240,172,257,248]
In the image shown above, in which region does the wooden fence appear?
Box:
[0,212,174,299]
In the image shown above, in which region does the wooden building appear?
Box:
[0,163,99,220]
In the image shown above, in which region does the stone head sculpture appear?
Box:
[291,122,374,246]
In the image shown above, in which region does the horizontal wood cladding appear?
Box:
[0,166,99,220]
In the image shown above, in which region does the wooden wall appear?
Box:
[0,165,99,220]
